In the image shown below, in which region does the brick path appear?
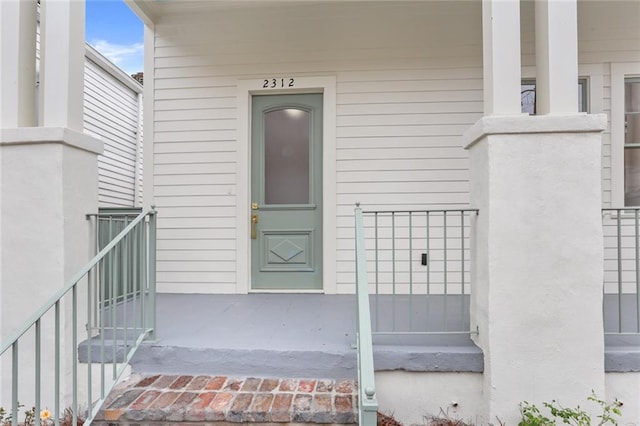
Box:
[97,374,358,425]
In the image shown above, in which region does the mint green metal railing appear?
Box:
[0,208,157,426]
[362,208,478,335]
[602,208,640,334]
[354,204,378,426]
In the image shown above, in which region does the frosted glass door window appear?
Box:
[264,108,310,204]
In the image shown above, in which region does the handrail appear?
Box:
[0,209,152,355]
[355,204,378,426]
[0,207,157,426]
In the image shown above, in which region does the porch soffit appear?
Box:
[126,0,470,25]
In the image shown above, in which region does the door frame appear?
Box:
[236,76,337,294]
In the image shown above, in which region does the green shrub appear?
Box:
[519,392,622,426]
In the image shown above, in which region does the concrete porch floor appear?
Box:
[126,294,483,379]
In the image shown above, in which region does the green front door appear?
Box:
[251,94,323,290]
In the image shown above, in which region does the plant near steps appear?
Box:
[519,392,623,426]
[0,405,84,426]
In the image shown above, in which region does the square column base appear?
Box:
[0,127,103,406]
[464,114,607,423]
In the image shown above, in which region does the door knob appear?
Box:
[251,214,259,239]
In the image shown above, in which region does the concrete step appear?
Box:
[95,373,358,425]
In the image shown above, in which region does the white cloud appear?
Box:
[89,39,143,75]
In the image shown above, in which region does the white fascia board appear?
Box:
[84,44,143,94]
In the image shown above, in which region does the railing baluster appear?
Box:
[391,211,396,331]
[87,245,93,414]
[112,240,118,379]
[133,222,139,336]
[100,252,106,399]
[55,301,60,426]
[409,212,413,331]
[72,285,78,426]
[123,217,129,354]
[443,211,448,331]
[12,342,18,426]
[636,209,640,333]
[149,208,157,340]
[374,212,379,332]
[35,319,41,426]
[461,211,465,332]
[617,210,622,333]
[426,211,430,332]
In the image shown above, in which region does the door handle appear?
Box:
[251,214,259,239]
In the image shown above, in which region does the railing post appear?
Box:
[147,206,157,340]
[354,204,378,426]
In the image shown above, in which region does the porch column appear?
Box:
[467,0,606,423]
[39,0,85,130]
[535,0,578,115]
[481,0,521,115]
[0,0,37,127]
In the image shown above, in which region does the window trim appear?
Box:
[612,63,640,207]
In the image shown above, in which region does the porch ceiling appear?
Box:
[125,0,476,26]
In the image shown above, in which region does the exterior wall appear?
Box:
[147,1,640,295]
[83,47,144,208]
[150,2,483,294]
[376,371,640,426]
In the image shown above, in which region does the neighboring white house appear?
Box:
[84,45,144,209]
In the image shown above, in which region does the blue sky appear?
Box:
[86,0,144,75]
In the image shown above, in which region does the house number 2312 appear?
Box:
[263,78,294,88]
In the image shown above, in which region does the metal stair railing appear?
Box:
[354,203,378,426]
[0,207,157,426]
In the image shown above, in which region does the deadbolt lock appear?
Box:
[252,202,259,210]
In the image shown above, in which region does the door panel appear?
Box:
[251,94,323,290]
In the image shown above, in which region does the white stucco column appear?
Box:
[535,0,579,115]
[39,0,85,131]
[482,0,522,115]
[467,0,607,423]
[0,0,37,127]
[466,115,607,424]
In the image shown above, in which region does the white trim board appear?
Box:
[611,63,640,207]
[236,76,337,294]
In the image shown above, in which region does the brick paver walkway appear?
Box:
[97,374,358,425]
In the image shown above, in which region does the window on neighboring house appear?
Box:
[624,78,640,206]
[520,79,588,114]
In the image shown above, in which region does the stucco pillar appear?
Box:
[535,0,579,115]
[482,0,521,115]
[0,0,37,127]
[39,0,85,131]
[467,0,607,423]
[466,115,607,424]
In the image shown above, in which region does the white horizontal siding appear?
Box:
[84,55,142,208]
[151,1,482,293]
[151,1,639,294]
